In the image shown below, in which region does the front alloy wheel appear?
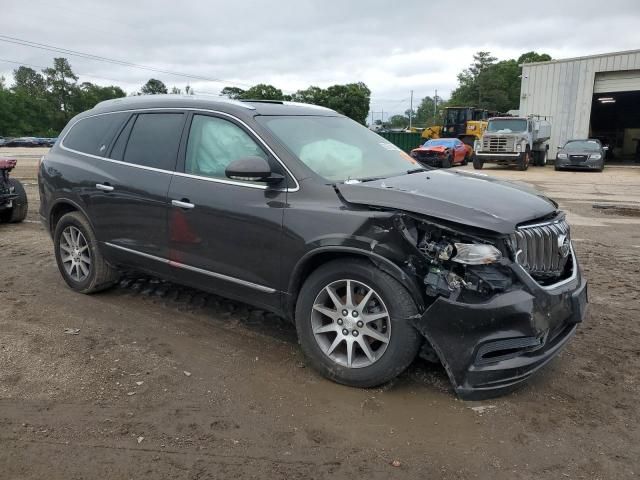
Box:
[295,259,422,388]
[311,279,391,368]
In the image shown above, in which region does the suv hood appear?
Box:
[337,170,557,234]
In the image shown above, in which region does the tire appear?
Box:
[539,149,548,166]
[517,150,530,171]
[472,154,484,170]
[53,212,119,293]
[462,152,470,166]
[295,259,422,388]
[533,150,547,167]
[441,153,452,168]
[0,178,28,223]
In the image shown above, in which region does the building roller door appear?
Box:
[594,70,640,94]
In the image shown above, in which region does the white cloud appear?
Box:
[2,0,639,117]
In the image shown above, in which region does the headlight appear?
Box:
[516,143,522,152]
[557,153,568,159]
[452,243,502,265]
[474,141,482,152]
[590,153,602,160]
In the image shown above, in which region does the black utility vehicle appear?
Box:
[0,157,28,223]
[39,95,588,399]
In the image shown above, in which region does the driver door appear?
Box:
[166,113,287,307]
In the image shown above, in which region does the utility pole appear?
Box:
[409,90,413,130]
[381,107,384,125]
[434,89,438,122]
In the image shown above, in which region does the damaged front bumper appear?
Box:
[411,246,587,400]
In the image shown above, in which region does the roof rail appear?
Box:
[94,94,256,110]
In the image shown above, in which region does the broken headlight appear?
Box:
[451,243,502,265]
[416,225,510,299]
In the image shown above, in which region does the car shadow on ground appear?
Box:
[113,271,453,392]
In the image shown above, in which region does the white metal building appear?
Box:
[519,49,640,159]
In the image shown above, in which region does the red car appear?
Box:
[410,138,472,168]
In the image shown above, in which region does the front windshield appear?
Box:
[486,119,527,133]
[564,140,601,151]
[424,139,456,147]
[256,115,418,182]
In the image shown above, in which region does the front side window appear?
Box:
[256,115,417,183]
[185,115,267,179]
[122,113,184,170]
[63,112,128,156]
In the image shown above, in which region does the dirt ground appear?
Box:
[1,148,640,479]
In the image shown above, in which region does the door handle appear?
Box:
[171,199,195,209]
[96,183,114,192]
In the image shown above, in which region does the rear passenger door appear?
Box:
[86,111,186,271]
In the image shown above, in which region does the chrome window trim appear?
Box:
[104,242,276,294]
[59,107,300,192]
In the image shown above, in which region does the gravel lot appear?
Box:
[1,148,640,479]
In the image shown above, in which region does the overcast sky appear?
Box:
[2,0,640,119]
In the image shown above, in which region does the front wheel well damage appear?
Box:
[287,249,426,321]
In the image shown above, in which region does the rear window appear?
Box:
[63,113,128,156]
[121,113,185,170]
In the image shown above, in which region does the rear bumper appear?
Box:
[411,249,587,400]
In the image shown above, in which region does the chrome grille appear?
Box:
[512,219,571,280]
[483,136,514,153]
[569,155,588,163]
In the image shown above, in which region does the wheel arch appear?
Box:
[48,198,93,236]
[286,246,426,321]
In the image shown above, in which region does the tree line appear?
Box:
[384,50,551,129]
[0,58,126,137]
[0,58,371,137]
[0,51,550,137]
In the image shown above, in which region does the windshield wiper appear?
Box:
[355,176,387,183]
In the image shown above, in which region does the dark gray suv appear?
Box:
[39,95,588,399]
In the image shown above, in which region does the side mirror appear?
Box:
[557,145,562,149]
[225,156,282,184]
[603,146,609,151]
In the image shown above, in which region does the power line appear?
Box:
[0,58,133,86]
[0,34,252,88]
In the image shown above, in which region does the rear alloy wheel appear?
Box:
[60,225,92,283]
[54,212,119,293]
[296,260,421,388]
